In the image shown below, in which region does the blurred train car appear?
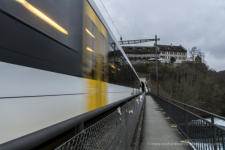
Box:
[0,0,141,144]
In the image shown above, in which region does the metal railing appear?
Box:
[0,93,145,150]
[151,93,225,150]
[56,94,145,150]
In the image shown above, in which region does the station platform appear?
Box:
[140,96,190,150]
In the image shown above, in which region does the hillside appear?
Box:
[133,62,225,116]
[219,70,225,81]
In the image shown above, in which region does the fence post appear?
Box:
[125,105,129,150]
[184,105,189,138]
[211,115,217,150]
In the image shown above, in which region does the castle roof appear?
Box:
[122,45,187,54]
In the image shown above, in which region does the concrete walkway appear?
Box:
[140,96,190,150]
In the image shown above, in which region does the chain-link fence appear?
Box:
[55,95,145,150]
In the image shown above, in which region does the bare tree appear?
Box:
[189,47,205,63]
[190,47,198,61]
[170,57,176,64]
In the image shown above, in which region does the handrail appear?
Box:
[0,93,142,150]
[161,95,225,121]
[157,95,225,133]
[150,93,225,150]
[156,95,225,131]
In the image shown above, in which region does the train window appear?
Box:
[82,1,140,88]
[107,38,140,88]
[83,18,96,78]
[0,0,83,51]
[100,34,108,82]
[82,2,108,81]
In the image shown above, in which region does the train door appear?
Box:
[83,1,108,111]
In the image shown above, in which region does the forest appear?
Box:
[133,62,225,116]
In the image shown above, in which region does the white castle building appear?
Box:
[123,45,187,64]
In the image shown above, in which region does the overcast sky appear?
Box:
[94,0,225,71]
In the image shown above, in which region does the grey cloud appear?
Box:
[95,0,225,71]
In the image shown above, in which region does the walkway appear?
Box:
[140,96,190,150]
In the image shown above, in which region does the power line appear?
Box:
[99,0,122,39]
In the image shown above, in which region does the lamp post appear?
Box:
[149,35,160,95]
[154,35,160,96]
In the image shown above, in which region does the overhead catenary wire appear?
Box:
[98,0,122,39]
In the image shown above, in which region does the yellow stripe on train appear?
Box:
[86,79,107,111]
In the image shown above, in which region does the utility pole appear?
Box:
[154,35,160,96]
[119,35,160,94]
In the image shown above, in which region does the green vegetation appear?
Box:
[133,62,225,116]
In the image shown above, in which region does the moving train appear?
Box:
[0,0,141,144]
